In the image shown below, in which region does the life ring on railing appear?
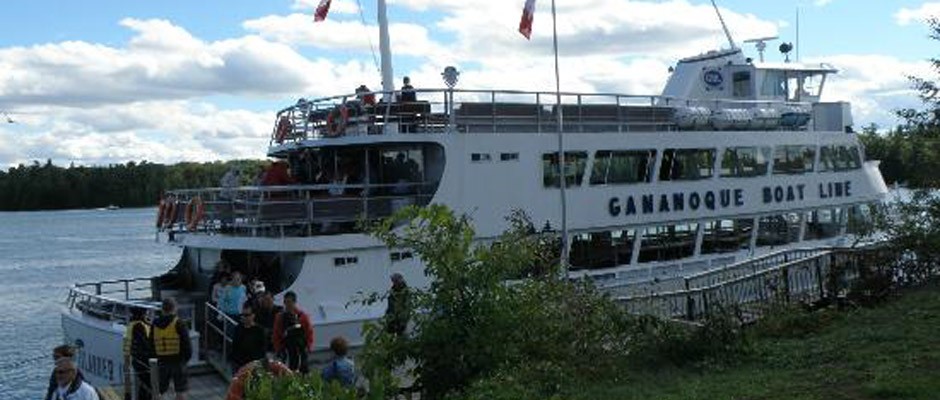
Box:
[184,196,205,231]
[325,105,349,137]
[275,116,293,143]
[161,199,177,229]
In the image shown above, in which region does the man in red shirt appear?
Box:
[272,291,314,373]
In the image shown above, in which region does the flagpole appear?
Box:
[550,0,568,270]
[377,0,395,98]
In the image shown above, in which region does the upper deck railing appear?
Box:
[162,181,437,238]
[270,88,815,145]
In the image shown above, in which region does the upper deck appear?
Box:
[266,87,851,156]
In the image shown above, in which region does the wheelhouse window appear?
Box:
[543,151,588,188]
[804,208,844,241]
[590,149,656,185]
[659,148,716,182]
[756,213,802,247]
[732,71,752,98]
[819,145,862,172]
[637,223,698,263]
[846,204,874,235]
[773,145,816,175]
[720,147,771,178]
[701,218,754,255]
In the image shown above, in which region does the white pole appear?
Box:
[551,0,568,269]
[377,0,395,98]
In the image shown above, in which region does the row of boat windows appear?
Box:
[543,144,862,187]
[568,205,862,271]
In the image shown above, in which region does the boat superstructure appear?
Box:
[62,5,887,388]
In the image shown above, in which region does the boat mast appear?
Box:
[710,0,737,50]
[377,0,395,97]
[551,0,568,269]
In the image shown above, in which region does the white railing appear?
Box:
[270,88,813,143]
[161,181,437,237]
[66,278,194,330]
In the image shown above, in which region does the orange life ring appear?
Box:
[156,199,166,228]
[275,116,292,143]
[325,105,348,137]
[184,197,205,231]
[162,200,177,229]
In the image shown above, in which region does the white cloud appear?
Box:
[895,2,940,26]
[814,0,834,7]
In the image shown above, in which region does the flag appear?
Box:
[314,0,332,22]
[518,0,537,39]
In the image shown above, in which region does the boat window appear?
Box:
[637,223,698,263]
[801,74,824,99]
[819,145,862,172]
[590,149,656,185]
[756,213,802,247]
[760,70,787,97]
[732,71,752,98]
[471,153,492,162]
[500,152,519,161]
[846,204,874,235]
[804,208,843,241]
[543,151,588,188]
[377,148,424,184]
[569,231,616,271]
[659,148,716,181]
[773,145,816,175]
[720,147,771,178]
[701,218,753,255]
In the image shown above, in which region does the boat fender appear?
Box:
[184,196,205,232]
[325,105,349,137]
[162,200,177,229]
[156,199,166,228]
[275,116,293,143]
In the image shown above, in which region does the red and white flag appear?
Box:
[518,0,537,39]
[314,0,332,22]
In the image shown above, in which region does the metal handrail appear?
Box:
[204,302,237,381]
[270,88,815,143]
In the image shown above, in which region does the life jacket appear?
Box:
[153,317,181,357]
[123,320,151,356]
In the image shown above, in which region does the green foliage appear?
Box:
[0,159,265,211]
[360,205,746,400]
[243,368,367,400]
[751,304,833,339]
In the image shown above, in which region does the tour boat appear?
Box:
[62,2,887,387]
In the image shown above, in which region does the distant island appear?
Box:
[0,159,265,211]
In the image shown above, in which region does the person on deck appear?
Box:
[254,292,282,352]
[123,307,153,400]
[273,291,314,373]
[356,85,376,107]
[152,298,191,400]
[399,76,416,103]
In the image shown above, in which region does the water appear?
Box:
[0,208,178,399]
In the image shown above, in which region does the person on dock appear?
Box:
[50,358,99,400]
[45,345,85,400]
[254,291,282,352]
[273,291,314,373]
[230,303,266,373]
[152,297,191,400]
[123,307,153,400]
[320,336,357,388]
[385,273,411,336]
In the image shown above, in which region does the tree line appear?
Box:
[0,159,265,211]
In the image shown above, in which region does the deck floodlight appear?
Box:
[442,66,459,89]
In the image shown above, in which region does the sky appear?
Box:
[0,0,938,167]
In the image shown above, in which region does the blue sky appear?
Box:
[0,0,938,166]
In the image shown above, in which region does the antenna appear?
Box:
[796,6,801,62]
[710,0,738,50]
[743,36,779,62]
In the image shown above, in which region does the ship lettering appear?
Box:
[819,181,852,199]
[608,188,744,217]
[762,184,806,204]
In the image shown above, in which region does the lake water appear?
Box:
[0,208,178,400]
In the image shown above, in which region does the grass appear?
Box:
[572,283,940,400]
